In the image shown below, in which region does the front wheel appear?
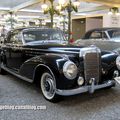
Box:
[40,71,60,102]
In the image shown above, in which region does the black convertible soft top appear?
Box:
[83,27,120,39]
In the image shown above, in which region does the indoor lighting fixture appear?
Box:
[58,0,65,5]
[56,5,61,10]
[20,9,43,13]
[4,14,10,19]
[108,7,120,15]
[58,0,80,42]
[108,11,112,15]
[17,15,40,19]
[73,1,80,7]
[116,12,120,16]
[41,4,48,10]
[75,13,87,16]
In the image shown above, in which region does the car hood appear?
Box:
[23,44,116,60]
[24,44,85,54]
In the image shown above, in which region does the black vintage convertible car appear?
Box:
[0,27,120,102]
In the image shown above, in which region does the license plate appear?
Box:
[114,77,120,84]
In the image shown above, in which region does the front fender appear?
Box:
[19,54,76,89]
[101,51,118,80]
[101,51,118,65]
[19,54,68,79]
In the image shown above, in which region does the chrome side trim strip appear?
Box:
[56,80,115,96]
[2,46,79,54]
[1,64,33,83]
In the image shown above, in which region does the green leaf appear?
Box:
[72,5,78,12]
[49,0,54,3]
[54,9,60,15]
[44,8,49,14]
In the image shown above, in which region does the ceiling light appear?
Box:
[108,7,119,15]
[108,11,112,15]
[41,4,48,10]
[58,0,65,5]
[20,9,42,13]
[74,13,87,16]
[73,1,80,7]
[17,15,40,19]
[56,5,61,10]
[116,12,120,16]
[4,14,10,19]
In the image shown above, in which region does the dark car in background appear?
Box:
[74,28,120,53]
[0,27,120,102]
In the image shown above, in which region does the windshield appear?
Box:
[108,29,120,39]
[23,29,66,43]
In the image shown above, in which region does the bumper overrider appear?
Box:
[56,80,116,96]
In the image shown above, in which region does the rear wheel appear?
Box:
[40,71,60,102]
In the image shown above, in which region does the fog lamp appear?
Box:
[114,70,119,77]
[77,77,84,86]
[116,56,120,70]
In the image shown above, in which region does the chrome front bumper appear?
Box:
[56,80,115,96]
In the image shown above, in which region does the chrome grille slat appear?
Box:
[84,52,101,85]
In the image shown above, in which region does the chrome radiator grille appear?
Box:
[84,52,101,85]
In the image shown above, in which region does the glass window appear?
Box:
[108,30,120,39]
[8,32,22,44]
[102,32,108,38]
[23,29,66,43]
[90,31,101,39]
[50,32,63,40]
[89,31,107,39]
[23,34,36,41]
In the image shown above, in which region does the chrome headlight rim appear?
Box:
[116,56,120,70]
[63,61,78,80]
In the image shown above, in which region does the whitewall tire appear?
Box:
[40,71,60,102]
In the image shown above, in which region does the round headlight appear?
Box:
[116,56,120,70]
[63,61,78,80]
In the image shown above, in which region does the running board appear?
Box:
[1,65,33,83]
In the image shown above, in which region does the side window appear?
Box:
[112,31,120,38]
[9,33,22,44]
[50,33,61,40]
[23,33,36,41]
[90,31,102,39]
[101,32,108,39]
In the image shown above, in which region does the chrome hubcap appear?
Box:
[41,73,56,100]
